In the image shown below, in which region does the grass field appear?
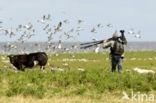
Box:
[0,51,156,103]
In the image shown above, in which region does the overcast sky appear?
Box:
[0,0,156,42]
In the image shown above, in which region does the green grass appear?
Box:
[0,51,156,100]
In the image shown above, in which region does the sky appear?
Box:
[0,0,156,42]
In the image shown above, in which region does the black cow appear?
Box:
[8,52,48,71]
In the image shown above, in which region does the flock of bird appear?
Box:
[128,28,142,38]
[0,14,142,53]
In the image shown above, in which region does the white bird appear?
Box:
[46,31,53,35]
[77,68,85,72]
[128,29,135,34]
[71,45,77,49]
[9,44,17,49]
[134,34,141,38]
[51,66,64,72]
[64,32,74,39]
[23,23,33,30]
[63,62,69,66]
[54,22,62,33]
[76,27,84,32]
[58,40,62,49]
[95,45,100,53]
[46,14,51,20]
[133,68,155,74]
[51,67,57,72]
[58,68,64,72]
[37,15,47,23]
[37,19,46,23]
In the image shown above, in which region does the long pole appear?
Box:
[80,40,103,49]
[80,40,103,45]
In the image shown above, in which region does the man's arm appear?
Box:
[120,30,127,45]
[121,34,127,45]
[102,40,114,48]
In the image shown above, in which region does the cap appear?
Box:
[112,30,118,38]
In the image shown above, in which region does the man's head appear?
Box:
[112,30,118,38]
[7,55,15,64]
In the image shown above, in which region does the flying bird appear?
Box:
[106,23,113,28]
[54,22,62,33]
[64,32,73,39]
[17,24,23,29]
[58,40,62,49]
[43,24,49,30]
[1,28,16,37]
[46,14,51,20]
[47,28,52,32]
[97,23,101,28]
[128,28,135,34]
[58,22,62,27]
[91,27,96,33]
[78,20,84,24]
[37,15,47,23]
[134,34,141,38]
[23,22,33,30]
[63,19,69,24]
[76,27,84,32]
[43,15,46,20]
[69,28,74,33]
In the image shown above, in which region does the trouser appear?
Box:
[111,54,122,73]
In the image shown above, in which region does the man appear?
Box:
[103,30,127,73]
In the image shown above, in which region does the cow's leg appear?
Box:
[27,61,34,68]
[34,61,38,66]
[15,63,25,71]
[40,66,45,70]
[40,66,47,73]
[19,64,25,71]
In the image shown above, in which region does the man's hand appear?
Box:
[103,40,107,43]
[120,30,125,34]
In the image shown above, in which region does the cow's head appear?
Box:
[7,55,15,64]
